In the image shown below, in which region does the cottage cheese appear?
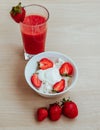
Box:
[34,58,72,94]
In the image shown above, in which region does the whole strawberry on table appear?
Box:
[36,97,78,122]
[62,98,78,119]
[48,103,62,121]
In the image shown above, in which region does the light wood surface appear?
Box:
[0,0,100,129]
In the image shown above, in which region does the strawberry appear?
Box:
[62,98,78,119]
[59,62,73,76]
[37,107,48,121]
[48,103,62,121]
[53,79,65,93]
[31,73,42,88]
[38,58,53,70]
[10,2,26,23]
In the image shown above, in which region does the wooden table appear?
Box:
[0,0,100,129]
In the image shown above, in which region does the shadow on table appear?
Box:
[1,42,43,105]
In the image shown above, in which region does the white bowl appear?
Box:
[24,51,78,98]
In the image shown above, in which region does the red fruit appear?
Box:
[59,62,73,76]
[38,58,53,70]
[10,2,26,23]
[53,79,65,93]
[49,103,62,121]
[31,73,42,88]
[37,107,48,121]
[62,98,78,119]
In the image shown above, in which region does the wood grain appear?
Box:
[0,0,100,129]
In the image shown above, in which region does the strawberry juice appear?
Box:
[20,15,47,55]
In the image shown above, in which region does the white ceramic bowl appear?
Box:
[24,51,78,98]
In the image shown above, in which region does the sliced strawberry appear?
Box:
[53,79,65,93]
[59,62,73,76]
[38,58,53,70]
[10,2,26,23]
[31,73,42,88]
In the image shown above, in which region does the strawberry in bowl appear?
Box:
[24,51,78,98]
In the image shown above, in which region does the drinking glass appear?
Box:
[20,4,49,60]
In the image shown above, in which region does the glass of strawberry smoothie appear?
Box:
[20,4,49,60]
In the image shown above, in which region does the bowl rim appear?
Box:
[24,51,78,96]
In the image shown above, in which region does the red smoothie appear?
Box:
[20,15,47,54]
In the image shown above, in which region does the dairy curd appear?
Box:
[31,58,72,94]
[37,66,62,85]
